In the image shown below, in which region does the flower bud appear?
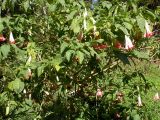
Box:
[9,32,15,44]
[96,89,103,98]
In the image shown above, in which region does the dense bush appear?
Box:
[0,0,160,119]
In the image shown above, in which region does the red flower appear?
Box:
[114,41,122,49]
[93,44,107,50]
[0,35,6,42]
[144,32,154,38]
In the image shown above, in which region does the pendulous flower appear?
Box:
[9,32,15,44]
[125,35,134,50]
[137,94,143,107]
[144,20,153,38]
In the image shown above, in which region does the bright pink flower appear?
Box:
[96,89,103,98]
[125,35,134,50]
[9,32,15,44]
[144,20,153,38]
[144,32,154,38]
[0,35,6,42]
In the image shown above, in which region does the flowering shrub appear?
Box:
[0,0,160,119]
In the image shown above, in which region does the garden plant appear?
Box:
[0,0,160,119]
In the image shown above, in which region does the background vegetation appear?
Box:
[0,0,160,119]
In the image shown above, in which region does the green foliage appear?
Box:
[0,0,159,119]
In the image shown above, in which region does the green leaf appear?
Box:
[115,51,130,64]
[48,4,57,12]
[65,50,75,62]
[136,15,145,32]
[115,24,129,35]
[23,1,29,12]
[0,19,4,32]
[8,79,24,93]
[37,66,45,77]
[67,10,77,21]
[1,44,10,59]
[133,114,141,120]
[51,55,63,71]
[55,65,61,71]
[76,51,84,64]
[71,18,80,33]
[60,42,68,53]
[57,0,65,6]
[102,1,112,9]
[123,22,132,30]
[133,50,149,59]
[145,10,156,20]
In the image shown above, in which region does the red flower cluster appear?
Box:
[0,35,6,42]
[114,41,122,49]
[93,44,107,50]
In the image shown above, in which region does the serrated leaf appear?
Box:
[102,1,112,9]
[8,79,24,93]
[133,50,149,59]
[1,44,10,59]
[66,50,75,62]
[136,16,145,32]
[115,24,129,35]
[37,66,45,77]
[58,0,65,6]
[71,18,80,33]
[133,114,141,120]
[76,51,84,64]
[60,42,68,53]
[23,1,29,12]
[67,10,77,21]
[123,22,132,30]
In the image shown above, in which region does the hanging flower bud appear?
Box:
[0,34,6,42]
[44,91,49,95]
[125,35,134,50]
[83,8,88,18]
[96,89,103,98]
[27,68,32,77]
[153,92,160,101]
[83,19,87,30]
[27,56,32,64]
[23,89,26,94]
[144,20,153,38]
[25,68,32,80]
[83,8,88,30]
[91,17,97,35]
[137,94,143,107]
[9,32,15,44]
